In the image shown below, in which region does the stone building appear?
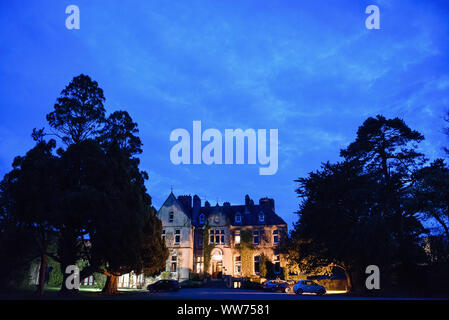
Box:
[156,192,288,282]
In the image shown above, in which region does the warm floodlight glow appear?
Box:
[325,290,348,294]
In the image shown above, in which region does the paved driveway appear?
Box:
[130,288,361,300]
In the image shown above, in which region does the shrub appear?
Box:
[46,257,63,287]
[93,272,106,289]
[160,271,173,280]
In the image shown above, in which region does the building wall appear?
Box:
[227,225,287,278]
[153,194,288,282]
[157,195,194,281]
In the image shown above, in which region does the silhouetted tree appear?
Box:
[55,139,111,293]
[291,115,428,292]
[444,110,449,157]
[86,141,167,294]
[413,159,449,240]
[292,160,394,291]
[0,139,59,295]
[46,74,106,145]
[340,115,427,270]
[1,75,167,296]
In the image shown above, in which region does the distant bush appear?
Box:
[160,271,174,280]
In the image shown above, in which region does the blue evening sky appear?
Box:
[1,1,448,229]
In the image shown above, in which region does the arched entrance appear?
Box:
[210,248,223,279]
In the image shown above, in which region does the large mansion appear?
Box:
[156,192,288,282]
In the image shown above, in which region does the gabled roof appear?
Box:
[201,204,286,227]
[158,192,287,228]
[157,192,192,219]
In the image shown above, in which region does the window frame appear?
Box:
[209,229,214,244]
[174,229,181,245]
[235,213,242,223]
[273,255,281,274]
[273,229,279,244]
[234,255,242,275]
[253,230,260,245]
[254,255,260,274]
[234,230,241,245]
[171,255,177,273]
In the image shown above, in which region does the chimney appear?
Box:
[245,194,251,206]
[259,197,274,210]
[192,195,201,223]
[177,195,192,210]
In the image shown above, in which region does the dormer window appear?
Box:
[199,213,205,224]
[258,212,265,223]
[235,212,242,224]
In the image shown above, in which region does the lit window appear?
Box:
[199,214,205,224]
[169,211,174,223]
[214,215,219,223]
[254,256,260,274]
[253,230,260,245]
[273,229,279,244]
[234,230,241,244]
[171,255,177,272]
[196,256,204,273]
[83,275,94,286]
[258,212,264,222]
[175,229,180,244]
[234,230,240,244]
[234,256,242,275]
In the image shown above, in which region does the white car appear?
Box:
[293,280,326,295]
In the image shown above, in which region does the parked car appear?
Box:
[263,280,294,293]
[293,280,326,295]
[147,279,181,292]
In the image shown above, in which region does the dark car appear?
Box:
[147,279,181,292]
[262,280,295,293]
